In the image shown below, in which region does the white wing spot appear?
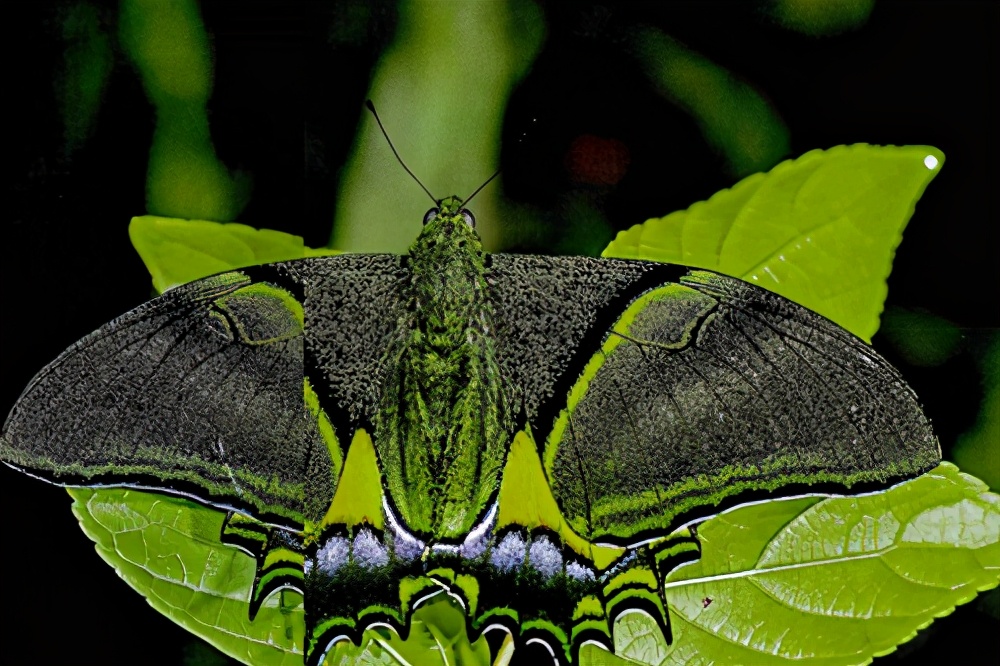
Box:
[527,535,563,579]
[316,536,351,575]
[490,532,527,571]
[353,530,390,568]
[566,561,596,581]
[924,154,939,169]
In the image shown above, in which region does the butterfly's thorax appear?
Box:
[376,197,508,540]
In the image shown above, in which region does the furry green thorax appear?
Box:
[375,196,509,540]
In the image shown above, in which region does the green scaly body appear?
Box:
[376,196,508,539]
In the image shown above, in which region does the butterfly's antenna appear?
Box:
[366,100,437,204]
[461,168,501,207]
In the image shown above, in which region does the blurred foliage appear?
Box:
[119,0,251,221]
[952,335,1000,491]
[629,26,790,177]
[316,1,791,250]
[332,0,545,253]
[54,0,800,252]
[768,0,875,36]
[57,2,112,153]
[880,306,998,491]
[881,306,963,367]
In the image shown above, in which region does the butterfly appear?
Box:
[1,100,943,665]
[0,181,940,663]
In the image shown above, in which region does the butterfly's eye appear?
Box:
[460,210,476,229]
[423,208,439,226]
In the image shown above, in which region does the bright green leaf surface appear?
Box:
[129,215,336,293]
[69,487,304,666]
[602,144,944,342]
[587,462,1000,665]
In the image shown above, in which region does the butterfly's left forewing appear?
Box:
[2,265,331,528]
[1,254,412,665]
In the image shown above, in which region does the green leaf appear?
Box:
[602,144,944,342]
[586,462,1000,665]
[129,215,337,293]
[69,487,305,666]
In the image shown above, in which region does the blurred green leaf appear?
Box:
[631,27,790,177]
[119,0,250,220]
[603,144,945,342]
[769,0,875,37]
[58,2,112,154]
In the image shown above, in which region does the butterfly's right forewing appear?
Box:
[489,257,940,543]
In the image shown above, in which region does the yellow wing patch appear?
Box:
[498,429,625,571]
[321,429,384,531]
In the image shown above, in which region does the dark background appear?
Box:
[2,1,997,664]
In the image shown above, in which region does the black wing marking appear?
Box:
[298,254,406,436]
[487,254,682,436]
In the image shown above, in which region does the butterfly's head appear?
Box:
[416,195,480,248]
[362,100,496,252]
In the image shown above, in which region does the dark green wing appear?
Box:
[488,255,940,542]
[298,254,406,437]
[0,256,404,528]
